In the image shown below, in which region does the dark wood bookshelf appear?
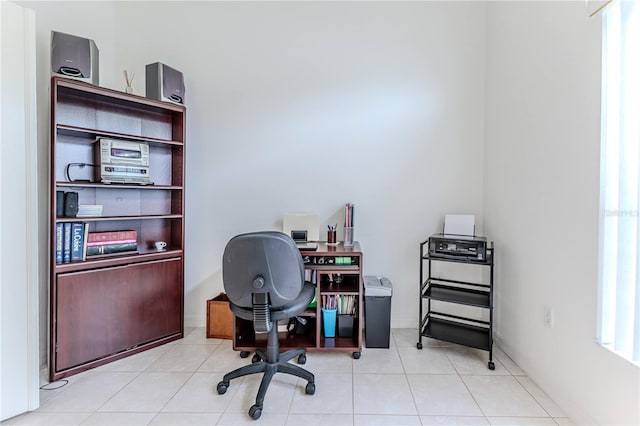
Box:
[49,76,186,381]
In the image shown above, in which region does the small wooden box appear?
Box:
[206,293,234,339]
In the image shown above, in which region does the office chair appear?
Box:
[216,231,316,420]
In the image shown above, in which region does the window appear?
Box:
[598,0,640,364]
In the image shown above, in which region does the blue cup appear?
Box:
[322,308,337,338]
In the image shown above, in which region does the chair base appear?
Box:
[216,323,315,420]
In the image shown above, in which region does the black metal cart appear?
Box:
[418,236,495,370]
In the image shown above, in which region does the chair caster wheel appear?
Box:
[305,382,316,395]
[488,361,495,370]
[240,351,249,358]
[249,404,262,420]
[252,354,261,363]
[352,352,361,359]
[297,354,307,364]
[217,381,229,395]
[417,342,423,350]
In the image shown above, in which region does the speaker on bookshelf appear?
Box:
[51,31,99,85]
[64,192,78,217]
[145,62,185,105]
[56,191,64,217]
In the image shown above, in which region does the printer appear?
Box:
[428,233,488,262]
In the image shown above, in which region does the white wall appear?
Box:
[484,2,640,424]
[0,1,39,419]
[111,1,488,329]
[22,0,488,368]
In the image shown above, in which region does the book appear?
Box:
[88,230,137,243]
[71,222,85,261]
[85,242,138,256]
[86,239,136,247]
[63,223,72,263]
[55,223,63,264]
[82,223,89,261]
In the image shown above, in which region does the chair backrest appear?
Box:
[222,231,305,310]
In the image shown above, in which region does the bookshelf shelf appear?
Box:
[56,181,184,190]
[49,77,186,381]
[56,214,183,222]
[56,124,184,146]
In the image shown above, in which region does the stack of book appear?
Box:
[55,225,138,263]
[86,230,138,257]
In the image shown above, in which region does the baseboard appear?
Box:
[184,314,205,329]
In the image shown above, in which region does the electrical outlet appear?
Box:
[543,305,554,328]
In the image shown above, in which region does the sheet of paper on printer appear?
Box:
[444,214,475,236]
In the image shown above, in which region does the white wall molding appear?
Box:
[0,1,39,419]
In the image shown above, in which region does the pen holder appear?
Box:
[327,229,336,244]
[344,227,354,247]
[322,308,337,338]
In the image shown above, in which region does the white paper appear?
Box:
[444,214,475,236]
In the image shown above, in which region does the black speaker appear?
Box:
[51,31,99,85]
[64,192,78,217]
[56,191,65,217]
[146,62,185,104]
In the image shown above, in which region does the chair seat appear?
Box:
[229,282,315,323]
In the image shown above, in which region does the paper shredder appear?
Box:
[363,276,393,348]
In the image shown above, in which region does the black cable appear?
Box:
[65,163,97,182]
[40,379,68,390]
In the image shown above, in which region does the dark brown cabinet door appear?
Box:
[55,258,182,371]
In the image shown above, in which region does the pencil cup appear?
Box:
[322,308,337,338]
[327,229,336,244]
[344,227,354,247]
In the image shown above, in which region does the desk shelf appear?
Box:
[233,242,363,359]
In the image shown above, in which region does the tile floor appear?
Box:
[3,328,573,425]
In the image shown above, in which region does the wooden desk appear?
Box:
[233,241,363,359]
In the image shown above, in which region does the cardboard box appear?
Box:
[206,293,233,339]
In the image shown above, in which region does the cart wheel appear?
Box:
[240,351,249,358]
[305,382,316,395]
[352,352,361,359]
[248,404,262,420]
[417,342,423,350]
[216,381,229,395]
[488,361,495,370]
[251,354,261,363]
[297,354,307,364]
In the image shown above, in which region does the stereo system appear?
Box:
[51,31,99,85]
[93,138,150,185]
[428,233,487,262]
[146,62,185,105]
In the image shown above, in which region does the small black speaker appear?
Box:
[51,31,99,85]
[64,192,78,217]
[146,62,185,104]
[56,191,65,217]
